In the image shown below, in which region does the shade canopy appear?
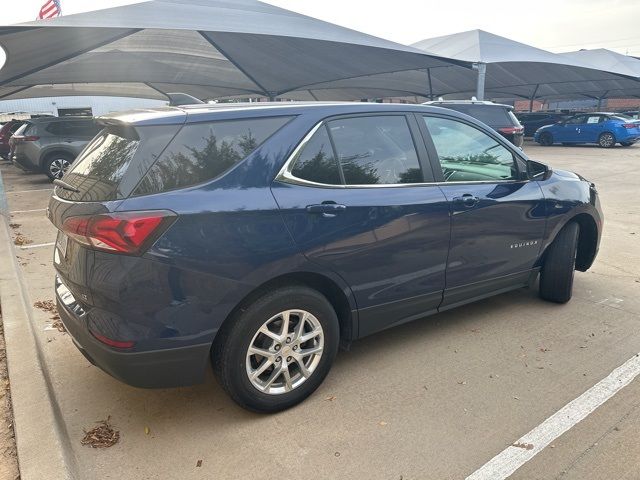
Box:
[276,30,640,103]
[411,30,640,101]
[0,0,463,101]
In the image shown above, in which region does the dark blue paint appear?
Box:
[48,102,603,388]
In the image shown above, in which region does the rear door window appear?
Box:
[133,116,292,195]
[328,116,423,185]
[290,126,342,185]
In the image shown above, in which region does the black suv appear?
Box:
[424,100,524,148]
[516,112,572,137]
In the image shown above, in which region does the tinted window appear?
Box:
[9,122,24,134]
[565,115,587,125]
[441,105,511,126]
[290,126,341,185]
[424,116,517,182]
[134,116,291,195]
[327,116,422,185]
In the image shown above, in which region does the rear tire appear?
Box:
[539,222,579,304]
[212,286,339,412]
[539,132,553,146]
[43,153,73,180]
[598,132,615,148]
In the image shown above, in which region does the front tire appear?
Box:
[43,153,73,180]
[539,222,579,304]
[598,132,615,148]
[212,286,339,412]
[539,132,554,146]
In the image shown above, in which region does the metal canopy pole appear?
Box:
[529,84,540,112]
[427,68,434,100]
[474,62,487,101]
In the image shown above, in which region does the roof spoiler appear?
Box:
[166,93,205,106]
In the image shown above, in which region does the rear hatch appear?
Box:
[48,118,184,294]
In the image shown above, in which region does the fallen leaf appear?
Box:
[325,395,336,402]
[512,442,534,450]
[81,416,120,448]
[457,381,467,385]
[378,421,387,426]
[144,426,150,435]
[13,234,32,246]
[196,460,202,467]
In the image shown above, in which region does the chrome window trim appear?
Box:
[275,119,530,189]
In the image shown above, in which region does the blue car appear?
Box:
[48,103,603,412]
[534,112,640,147]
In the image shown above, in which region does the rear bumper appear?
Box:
[55,276,211,388]
[12,151,39,172]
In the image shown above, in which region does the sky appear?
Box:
[1,0,640,60]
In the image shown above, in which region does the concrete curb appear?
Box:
[0,168,77,479]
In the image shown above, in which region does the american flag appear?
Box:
[37,0,62,19]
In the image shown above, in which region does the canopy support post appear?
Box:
[474,62,486,101]
[529,84,540,112]
[427,68,434,100]
[597,91,609,110]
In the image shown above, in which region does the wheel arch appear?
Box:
[215,271,357,349]
[541,213,599,272]
[38,148,75,168]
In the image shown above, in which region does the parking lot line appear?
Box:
[10,208,47,214]
[466,352,640,480]
[7,188,53,194]
[18,242,55,250]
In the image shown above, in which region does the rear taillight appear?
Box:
[12,135,40,142]
[61,210,176,254]
[622,123,637,129]
[498,127,525,135]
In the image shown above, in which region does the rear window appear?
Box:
[133,116,292,196]
[441,105,512,126]
[55,124,181,202]
[12,123,30,136]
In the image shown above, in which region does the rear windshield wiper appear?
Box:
[53,179,80,193]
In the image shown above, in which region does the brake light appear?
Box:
[622,123,637,129]
[61,210,176,254]
[498,127,524,135]
[12,135,40,142]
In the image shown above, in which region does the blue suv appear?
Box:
[48,103,603,412]
[534,112,640,147]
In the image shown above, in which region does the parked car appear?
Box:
[516,112,571,137]
[10,116,102,179]
[0,119,25,160]
[534,113,640,147]
[622,110,639,120]
[48,103,602,412]
[423,100,524,147]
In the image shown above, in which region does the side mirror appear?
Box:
[527,160,551,181]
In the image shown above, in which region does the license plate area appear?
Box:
[54,231,68,264]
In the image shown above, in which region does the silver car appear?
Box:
[10,116,101,179]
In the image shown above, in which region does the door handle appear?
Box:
[452,194,479,208]
[306,203,346,218]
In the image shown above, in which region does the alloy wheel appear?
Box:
[599,133,614,148]
[49,158,71,179]
[246,309,324,395]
